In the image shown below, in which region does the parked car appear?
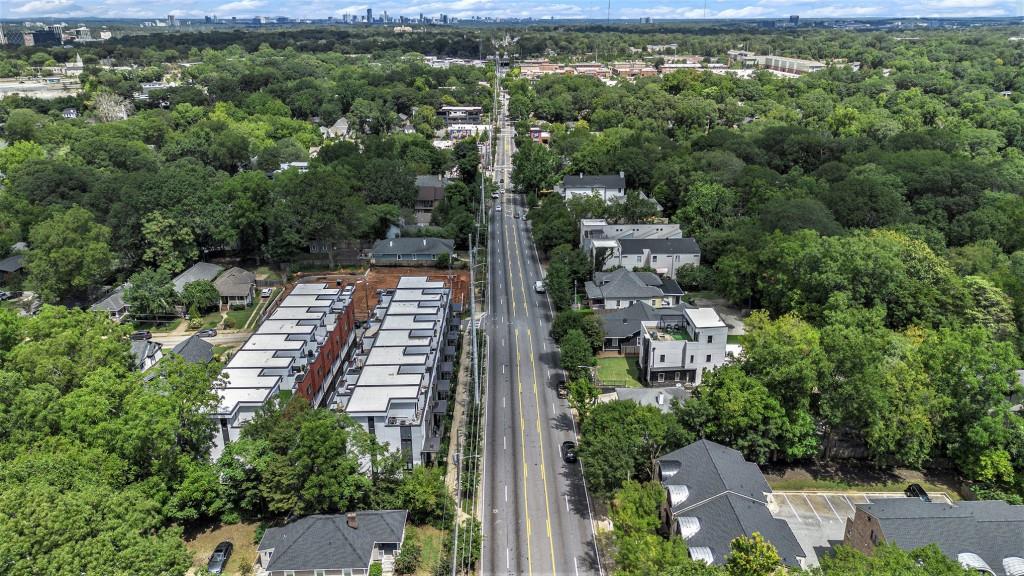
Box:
[130,330,152,341]
[206,541,233,574]
[0,291,10,301]
[556,379,568,399]
[904,483,931,502]
[561,441,578,463]
[197,328,217,338]
[260,287,273,298]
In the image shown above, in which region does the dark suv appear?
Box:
[904,483,931,502]
[207,541,233,574]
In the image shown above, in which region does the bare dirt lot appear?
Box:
[292,266,470,320]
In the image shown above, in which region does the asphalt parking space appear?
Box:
[770,491,952,567]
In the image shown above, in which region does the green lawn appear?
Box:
[198,311,222,329]
[226,304,257,329]
[134,318,182,333]
[596,356,643,388]
[406,525,447,576]
[727,334,746,345]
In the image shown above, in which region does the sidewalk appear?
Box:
[444,324,473,522]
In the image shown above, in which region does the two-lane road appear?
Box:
[480,94,602,576]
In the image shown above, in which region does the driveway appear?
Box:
[152,330,251,349]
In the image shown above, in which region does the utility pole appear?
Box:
[450,434,462,576]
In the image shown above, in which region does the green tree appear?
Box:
[125,268,178,319]
[610,480,664,536]
[823,164,910,229]
[819,544,973,576]
[560,329,595,382]
[568,377,601,424]
[141,210,199,275]
[725,533,782,576]
[26,207,114,304]
[180,280,221,313]
[511,140,559,195]
[396,466,453,529]
[455,518,481,572]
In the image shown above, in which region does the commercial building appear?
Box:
[638,306,728,386]
[211,282,357,459]
[333,277,458,467]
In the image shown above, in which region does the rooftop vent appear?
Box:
[666,484,689,506]
[677,516,700,539]
[689,547,714,565]
[958,553,994,575]
[1004,558,1024,576]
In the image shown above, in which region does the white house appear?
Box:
[560,172,627,203]
[638,307,728,386]
[600,238,701,276]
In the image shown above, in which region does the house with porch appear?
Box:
[215,266,256,309]
[584,269,684,310]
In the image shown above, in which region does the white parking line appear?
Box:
[803,494,823,524]
[842,494,856,511]
[824,494,841,521]
[505,484,508,502]
[782,494,803,522]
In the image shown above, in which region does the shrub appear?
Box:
[369,562,383,576]
[394,537,422,575]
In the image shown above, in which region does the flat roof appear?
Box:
[347,385,421,413]
[382,315,437,331]
[228,350,295,369]
[270,308,326,321]
[290,283,341,296]
[373,331,433,347]
[356,365,424,386]
[366,347,428,366]
[220,368,282,390]
[397,276,446,289]
[241,334,305,351]
[685,307,726,329]
[257,320,317,335]
[277,295,337,308]
[386,301,442,315]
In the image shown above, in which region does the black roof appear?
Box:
[372,238,454,256]
[860,498,1024,575]
[0,254,24,273]
[617,237,700,255]
[562,173,625,189]
[171,334,214,364]
[258,511,408,572]
[658,440,805,567]
[597,302,692,339]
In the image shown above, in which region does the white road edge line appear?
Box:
[565,494,570,512]
[574,556,580,576]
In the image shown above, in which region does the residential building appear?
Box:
[321,116,350,139]
[210,282,357,459]
[584,269,684,310]
[131,338,163,371]
[61,107,78,118]
[414,175,448,226]
[638,306,728,385]
[580,219,683,248]
[172,261,224,293]
[170,334,214,364]
[439,105,483,125]
[843,498,1024,575]
[274,161,309,173]
[529,126,551,145]
[89,284,130,322]
[371,238,454,265]
[658,440,806,568]
[0,253,24,285]
[215,266,256,309]
[559,172,627,203]
[257,510,407,576]
[595,238,701,276]
[597,301,693,353]
[333,277,458,467]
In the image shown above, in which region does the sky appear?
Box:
[1,0,1021,21]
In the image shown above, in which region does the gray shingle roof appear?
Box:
[214,266,255,298]
[562,173,625,189]
[258,511,408,572]
[860,498,1024,576]
[598,302,693,339]
[172,262,224,293]
[618,237,700,256]
[372,237,454,257]
[130,339,162,370]
[171,334,214,363]
[0,254,24,273]
[658,440,804,567]
[89,283,129,313]
[585,269,665,300]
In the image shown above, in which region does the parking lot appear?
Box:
[769,491,953,566]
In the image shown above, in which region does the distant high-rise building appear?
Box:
[441,13,448,24]
[204,15,212,23]
[167,14,177,26]
[367,8,373,23]
[790,14,800,26]
[0,25,7,45]
[419,12,424,22]
[47,24,65,37]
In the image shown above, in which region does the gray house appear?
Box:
[89,284,131,322]
[172,262,224,293]
[0,254,24,285]
[170,334,214,364]
[598,302,693,352]
[414,175,448,226]
[257,510,408,576]
[604,238,701,276]
[371,238,454,266]
[584,269,685,310]
[658,440,806,568]
[130,338,163,372]
[214,266,256,309]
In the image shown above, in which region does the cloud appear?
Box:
[213,0,266,13]
[9,0,85,15]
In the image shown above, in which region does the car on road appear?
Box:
[512,212,518,219]
[535,280,545,293]
[561,441,578,463]
[495,204,502,212]
[904,483,931,502]
[206,541,233,574]
[130,330,152,341]
[491,192,499,199]
[260,287,273,298]
[196,328,217,338]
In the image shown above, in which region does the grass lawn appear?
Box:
[766,476,961,501]
[596,356,643,388]
[226,304,258,329]
[135,318,182,333]
[185,522,258,575]
[726,334,746,345]
[406,525,447,576]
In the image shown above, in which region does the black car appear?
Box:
[130,330,152,341]
[556,379,569,399]
[561,441,578,463]
[904,483,931,502]
[207,541,233,574]
[196,328,218,338]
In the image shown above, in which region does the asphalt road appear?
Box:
[480,86,603,576]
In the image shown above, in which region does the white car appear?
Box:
[496,205,502,212]
[535,280,545,293]
[260,288,273,298]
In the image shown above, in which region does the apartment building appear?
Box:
[211,283,357,459]
[333,277,459,468]
[638,307,728,386]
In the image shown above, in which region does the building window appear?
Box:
[706,354,712,362]
[610,338,618,348]
[658,372,665,382]
[689,355,694,363]
[367,417,375,436]
[659,354,665,362]
[636,256,642,262]
[652,255,658,262]
[707,335,713,344]
[674,371,680,381]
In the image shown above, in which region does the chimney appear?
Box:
[423,239,427,246]
[347,512,358,529]
[619,170,625,179]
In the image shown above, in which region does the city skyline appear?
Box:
[1,0,1020,21]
